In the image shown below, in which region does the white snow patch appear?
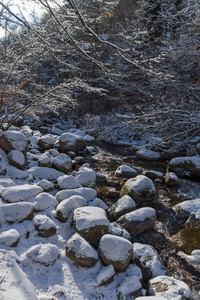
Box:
[96,265,115,285]
[0,229,20,246]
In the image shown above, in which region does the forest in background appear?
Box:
[0,0,200,144]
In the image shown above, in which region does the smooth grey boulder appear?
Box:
[121,175,156,203]
[116,207,156,234]
[8,150,26,170]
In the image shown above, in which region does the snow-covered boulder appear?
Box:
[0,130,28,153]
[9,168,33,182]
[75,166,96,188]
[37,179,54,192]
[135,297,166,300]
[52,153,72,174]
[57,175,81,190]
[34,192,58,212]
[117,275,144,299]
[73,206,111,248]
[56,195,87,222]
[96,265,115,286]
[38,134,55,150]
[99,234,133,271]
[27,166,64,181]
[0,250,38,300]
[33,215,57,237]
[133,243,166,282]
[186,212,200,228]
[21,243,60,266]
[56,187,97,203]
[143,170,164,181]
[148,275,191,299]
[121,175,156,203]
[173,198,200,223]
[136,149,162,161]
[116,207,156,234]
[38,152,52,168]
[107,195,136,220]
[8,150,26,170]
[169,156,200,178]
[0,229,20,247]
[66,233,99,267]
[0,177,16,187]
[111,222,131,240]
[0,202,34,223]
[49,148,59,157]
[115,165,138,178]
[21,125,33,139]
[88,198,108,210]
[165,172,180,186]
[2,184,42,203]
[59,133,86,153]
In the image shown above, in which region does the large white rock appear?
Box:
[0,202,34,223]
[57,174,81,190]
[66,233,98,267]
[133,243,166,282]
[27,166,64,181]
[8,150,26,170]
[75,166,96,188]
[73,206,111,248]
[0,250,38,300]
[34,192,58,212]
[56,195,87,222]
[98,234,133,271]
[2,184,42,203]
[116,207,156,234]
[0,130,28,153]
[0,229,20,247]
[21,243,60,266]
[148,275,191,299]
[56,187,97,203]
[121,175,156,203]
[52,153,72,173]
[59,133,86,153]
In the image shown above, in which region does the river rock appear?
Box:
[148,275,191,299]
[37,179,54,192]
[33,215,57,237]
[57,174,81,190]
[143,170,164,181]
[107,195,136,220]
[121,175,156,203]
[136,149,162,160]
[56,187,97,203]
[8,150,26,170]
[38,134,55,150]
[27,166,64,181]
[52,153,72,173]
[2,184,42,203]
[73,206,111,248]
[116,207,156,234]
[133,243,166,282]
[186,212,200,228]
[115,165,138,178]
[21,125,33,139]
[173,198,200,223]
[117,275,144,299]
[38,152,52,168]
[66,233,98,267]
[111,222,131,240]
[96,265,115,286]
[75,166,96,188]
[165,172,180,186]
[98,234,133,271]
[33,192,58,212]
[88,198,108,210]
[21,243,60,266]
[56,195,87,222]
[168,156,200,178]
[0,202,34,223]
[59,133,86,153]
[0,130,28,154]
[0,229,20,247]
